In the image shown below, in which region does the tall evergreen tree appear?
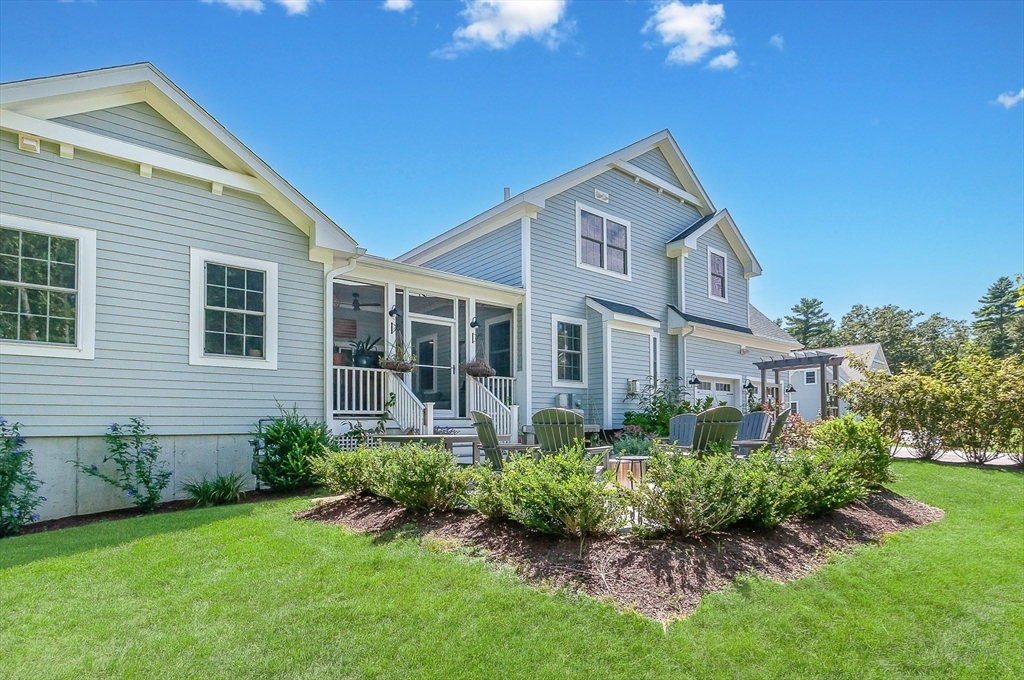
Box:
[835,305,922,373]
[972,276,1023,358]
[783,298,836,348]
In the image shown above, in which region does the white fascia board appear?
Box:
[0,109,267,194]
[585,298,660,330]
[346,255,526,306]
[682,322,802,353]
[668,209,762,278]
[656,134,715,214]
[610,160,703,208]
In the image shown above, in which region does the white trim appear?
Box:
[804,370,817,385]
[0,213,96,360]
[789,400,799,415]
[521,215,532,423]
[324,258,361,422]
[707,245,729,303]
[483,313,514,376]
[585,297,660,331]
[676,255,685,312]
[189,247,278,370]
[610,160,703,208]
[650,333,660,383]
[671,320,802,352]
[550,313,588,389]
[665,209,762,278]
[603,321,613,429]
[575,201,631,281]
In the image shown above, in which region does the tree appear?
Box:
[972,276,1023,358]
[783,298,836,348]
[915,313,971,369]
[835,304,922,373]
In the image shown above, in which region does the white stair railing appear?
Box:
[466,375,518,438]
[387,372,426,434]
[333,366,387,416]
[481,376,515,406]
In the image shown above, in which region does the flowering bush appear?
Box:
[76,418,171,513]
[1,418,44,537]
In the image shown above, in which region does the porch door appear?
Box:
[485,316,512,377]
[411,319,456,418]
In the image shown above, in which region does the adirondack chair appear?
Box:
[662,413,697,449]
[530,408,612,471]
[691,406,743,452]
[732,411,772,457]
[469,410,534,470]
[765,407,792,452]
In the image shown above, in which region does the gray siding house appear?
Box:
[785,343,889,420]
[1,65,801,521]
[400,132,802,428]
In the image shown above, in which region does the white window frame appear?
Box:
[707,245,728,302]
[574,201,631,281]
[189,247,278,370]
[805,370,817,385]
[0,213,96,360]
[789,400,799,415]
[551,313,588,388]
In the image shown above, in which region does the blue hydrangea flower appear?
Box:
[90,464,98,471]
[40,496,47,502]
[30,513,39,522]
[125,489,135,498]
[0,416,7,425]
[109,423,119,433]
[15,435,26,446]
[11,509,18,518]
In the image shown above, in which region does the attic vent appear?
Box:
[18,134,40,154]
[594,188,610,203]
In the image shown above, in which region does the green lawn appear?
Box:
[2,462,1021,680]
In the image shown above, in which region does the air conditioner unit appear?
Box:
[556,393,583,410]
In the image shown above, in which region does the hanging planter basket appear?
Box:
[463,360,496,378]
[380,359,415,373]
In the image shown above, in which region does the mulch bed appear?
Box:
[20,488,299,535]
[297,491,944,621]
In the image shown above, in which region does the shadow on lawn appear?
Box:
[0,502,262,570]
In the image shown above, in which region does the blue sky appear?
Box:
[1,0,1021,323]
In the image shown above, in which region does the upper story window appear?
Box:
[805,370,817,385]
[0,213,96,359]
[707,246,727,301]
[575,202,630,280]
[551,314,587,387]
[189,248,278,370]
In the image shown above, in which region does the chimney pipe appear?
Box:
[503,187,511,201]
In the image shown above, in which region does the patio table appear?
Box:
[367,434,480,450]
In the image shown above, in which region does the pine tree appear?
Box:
[973,276,1024,358]
[783,298,836,348]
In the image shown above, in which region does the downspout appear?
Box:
[677,325,695,397]
[323,253,365,426]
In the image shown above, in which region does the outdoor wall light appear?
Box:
[785,383,797,394]
[469,317,480,329]
[688,372,702,386]
[388,306,401,318]
[743,380,756,391]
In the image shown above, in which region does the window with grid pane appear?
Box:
[556,321,583,382]
[204,262,265,358]
[577,204,629,277]
[709,251,726,299]
[0,227,77,345]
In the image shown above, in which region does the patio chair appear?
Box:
[531,407,612,471]
[662,413,697,449]
[765,407,792,452]
[732,411,772,457]
[469,410,534,470]
[691,406,743,453]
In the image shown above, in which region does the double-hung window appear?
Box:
[551,314,587,387]
[189,248,278,369]
[576,202,630,278]
[805,370,817,385]
[708,247,727,301]
[0,214,96,359]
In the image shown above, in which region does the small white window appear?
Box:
[551,314,587,387]
[575,202,630,280]
[0,213,96,359]
[190,248,278,370]
[707,246,728,301]
[789,401,799,414]
[805,370,817,385]
[697,380,712,391]
[715,382,733,393]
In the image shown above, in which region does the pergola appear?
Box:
[753,351,846,419]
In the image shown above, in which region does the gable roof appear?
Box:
[586,296,661,328]
[0,63,360,263]
[398,129,715,265]
[808,343,889,381]
[666,209,762,278]
[749,305,800,344]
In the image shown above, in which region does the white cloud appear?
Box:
[644,1,734,66]
[200,0,321,15]
[436,0,569,57]
[769,33,784,51]
[707,50,738,69]
[383,0,413,11]
[995,88,1024,109]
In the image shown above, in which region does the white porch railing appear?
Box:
[480,376,515,406]
[332,367,426,433]
[466,375,519,438]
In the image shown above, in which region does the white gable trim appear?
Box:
[585,297,660,331]
[1,64,360,261]
[666,209,762,278]
[398,129,714,265]
[610,159,703,208]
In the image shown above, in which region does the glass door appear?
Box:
[410,319,456,417]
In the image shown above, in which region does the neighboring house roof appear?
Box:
[749,305,800,344]
[0,63,361,263]
[586,297,661,328]
[806,343,889,382]
[665,209,761,278]
[397,129,716,265]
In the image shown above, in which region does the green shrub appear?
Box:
[499,445,624,543]
[76,418,171,513]
[813,415,893,488]
[253,407,333,490]
[311,447,370,496]
[466,464,506,519]
[182,472,245,507]
[787,447,868,517]
[1,419,44,537]
[613,433,656,456]
[368,443,469,511]
[627,451,748,537]
[736,451,801,529]
[623,378,715,436]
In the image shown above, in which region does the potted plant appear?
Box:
[462,358,496,378]
[379,340,416,373]
[350,335,381,368]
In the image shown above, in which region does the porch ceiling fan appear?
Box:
[335,292,383,312]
